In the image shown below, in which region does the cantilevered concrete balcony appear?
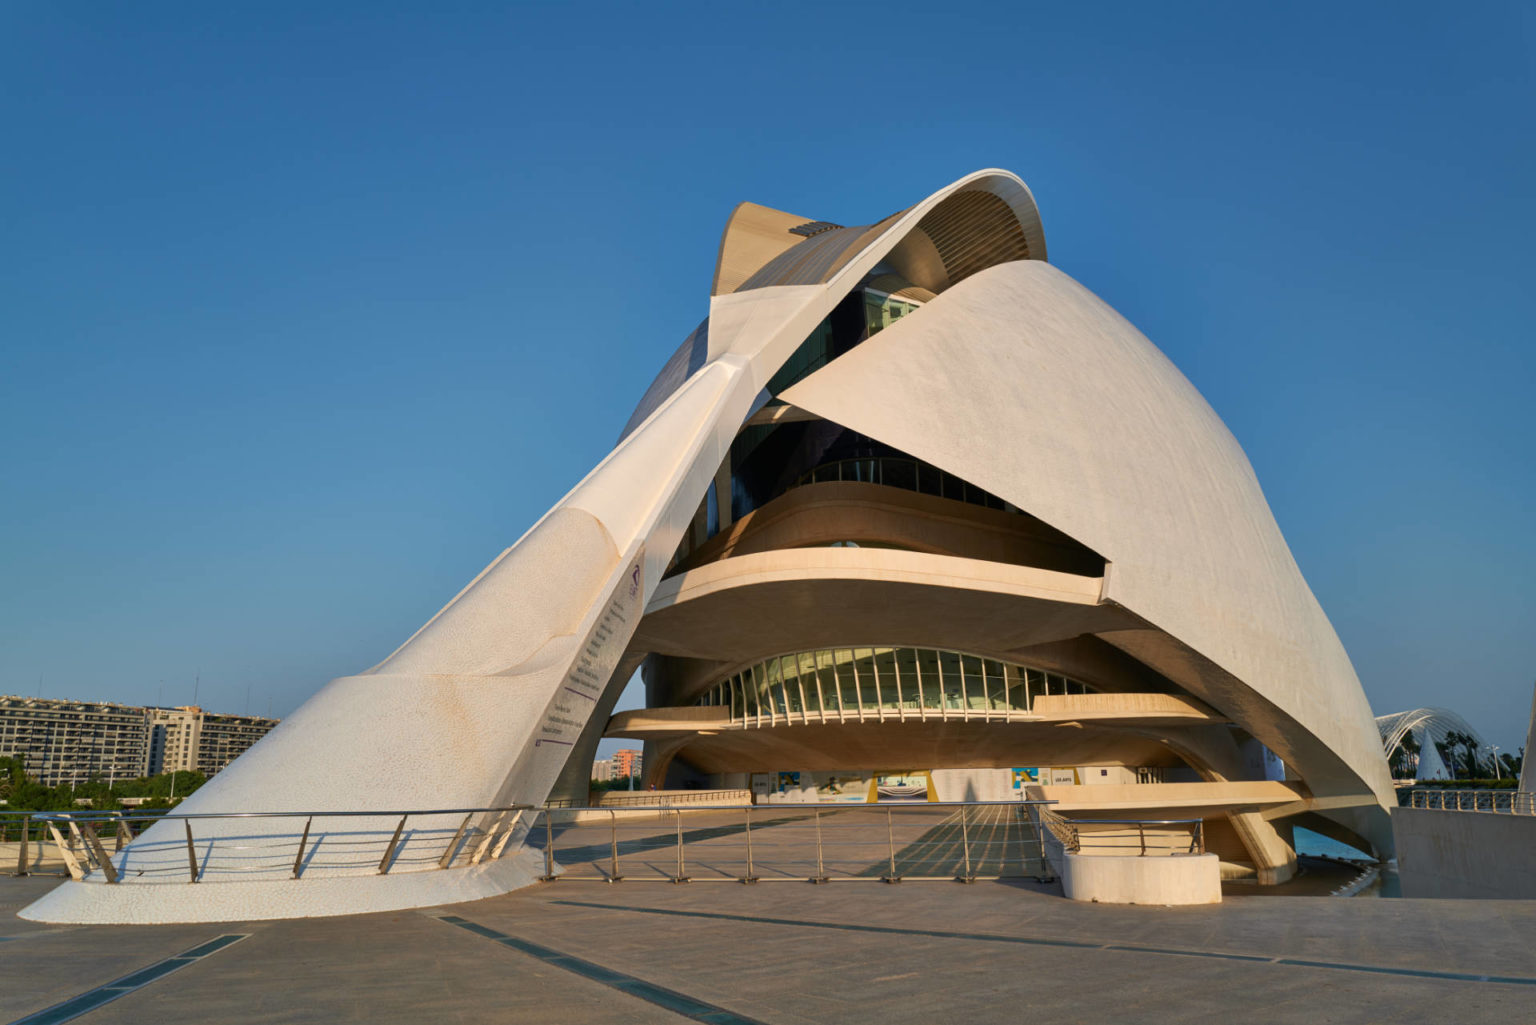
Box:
[606,693,1225,779]
[634,547,1128,664]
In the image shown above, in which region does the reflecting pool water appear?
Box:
[1293,827,1400,897]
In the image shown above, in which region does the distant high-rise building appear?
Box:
[610,748,642,779]
[591,758,614,782]
[0,696,151,786]
[0,696,279,786]
[148,707,279,777]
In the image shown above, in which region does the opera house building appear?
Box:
[590,171,1395,886]
[25,169,1396,924]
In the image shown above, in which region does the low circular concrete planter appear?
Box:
[1062,852,1221,905]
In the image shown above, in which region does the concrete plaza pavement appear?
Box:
[3,872,1535,1024]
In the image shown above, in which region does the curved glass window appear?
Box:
[693,646,1092,726]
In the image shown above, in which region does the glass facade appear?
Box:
[693,647,1091,726]
[863,290,921,336]
[765,288,923,397]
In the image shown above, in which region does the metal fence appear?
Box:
[16,800,1068,888]
[25,806,535,885]
[1405,789,1535,815]
[530,801,1058,884]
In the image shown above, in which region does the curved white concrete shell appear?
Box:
[24,169,1393,923]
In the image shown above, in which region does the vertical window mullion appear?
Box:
[933,648,946,722]
[909,648,921,722]
[798,668,810,725]
[959,654,971,719]
[817,654,829,725]
[869,650,885,723]
[850,650,865,723]
[770,658,784,724]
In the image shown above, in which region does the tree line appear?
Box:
[0,756,206,812]
[1386,732,1522,780]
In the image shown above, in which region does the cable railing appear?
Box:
[1035,807,1206,856]
[26,805,536,885]
[1405,789,1535,815]
[21,799,1091,888]
[529,801,1058,884]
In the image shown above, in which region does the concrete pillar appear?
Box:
[1227,809,1297,885]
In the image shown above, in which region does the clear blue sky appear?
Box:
[3,4,1533,757]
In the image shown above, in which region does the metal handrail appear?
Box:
[551,799,1046,812]
[1405,789,1534,815]
[27,805,539,886]
[531,800,1060,886]
[21,800,1079,889]
[1036,809,1206,856]
[29,805,534,822]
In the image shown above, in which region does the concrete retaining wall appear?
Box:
[1394,807,1536,899]
[1061,852,1221,905]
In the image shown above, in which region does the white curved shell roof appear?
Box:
[782,260,1396,816]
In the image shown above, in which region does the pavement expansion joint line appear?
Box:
[546,900,1536,989]
[436,915,771,1025]
[5,933,250,1025]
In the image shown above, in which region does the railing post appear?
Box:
[811,808,828,883]
[1026,804,1054,882]
[378,815,408,875]
[1138,822,1146,856]
[80,824,118,884]
[470,810,505,865]
[882,808,900,883]
[742,807,758,883]
[489,809,525,860]
[540,811,557,881]
[64,820,93,871]
[673,810,689,883]
[184,820,200,884]
[608,810,623,882]
[956,805,974,883]
[292,816,313,879]
[439,813,473,870]
[1014,805,1029,877]
[48,823,85,881]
